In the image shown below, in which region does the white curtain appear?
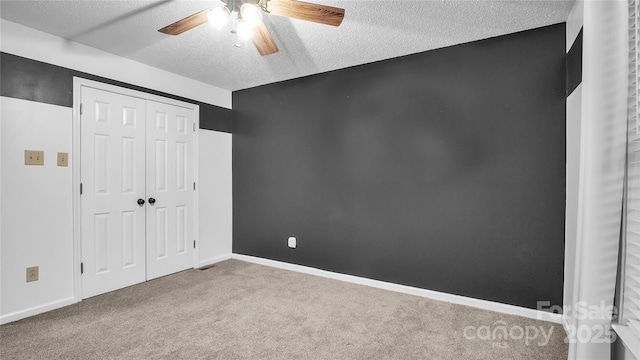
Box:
[620,0,640,351]
[570,1,629,359]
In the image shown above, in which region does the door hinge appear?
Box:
[80,183,83,195]
[193,182,196,190]
[193,240,196,249]
[193,122,196,132]
[81,262,84,274]
[80,103,83,116]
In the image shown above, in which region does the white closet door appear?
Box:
[145,100,195,280]
[81,87,147,298]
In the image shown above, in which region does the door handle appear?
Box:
[148,197,156,205]
[137,199,145,206]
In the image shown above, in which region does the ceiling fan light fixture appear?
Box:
[208,6,231,30]
[236,18,254,41]
[240,3,263,28]
[159,0,345,57]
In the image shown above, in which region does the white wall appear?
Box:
[198,130,233,266]
[1,97,75,323]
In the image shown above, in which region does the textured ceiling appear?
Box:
[0,0,574,91]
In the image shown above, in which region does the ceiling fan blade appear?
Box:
[158,9,210,35]
[262,0,344,27]
[252,22,279,56]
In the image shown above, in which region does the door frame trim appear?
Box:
[72,77,200,301]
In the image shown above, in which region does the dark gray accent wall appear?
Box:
[566,28,583,96]
[0,52,232,133]
[232,23,566,309]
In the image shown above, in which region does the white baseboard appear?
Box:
[1,255,562,326]
[0,296,77,325]
[197,254,233,269]
[231,254,563,324]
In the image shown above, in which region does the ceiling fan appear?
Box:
[158,0,345,56]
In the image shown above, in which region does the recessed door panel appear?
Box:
[176,141,186,191]
[122,210,136,267]
[95,102,109,124]
[123,107,136,128]
[94,135,109,195]
[156,112,168,132]
[155,140,168,192]
[155,207,168,259]
[122,137,136,194]
[94,213,109,274]
[176,205,187,255]
[176,115,187,134]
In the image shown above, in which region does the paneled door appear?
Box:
[145,100,195,280]
[81,87,147,298]
[81,86,196,298]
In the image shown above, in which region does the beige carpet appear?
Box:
[0,259,568,359]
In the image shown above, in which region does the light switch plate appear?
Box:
[57,152,69,167]
[25,150,44,165]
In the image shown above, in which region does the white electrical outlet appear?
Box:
[26,266,39,282]
[288,237,296,249]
